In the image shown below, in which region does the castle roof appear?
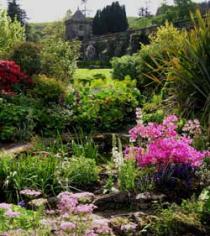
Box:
[71,9,86,21]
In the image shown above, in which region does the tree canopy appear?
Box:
[7,0,27,26]
[92,1,128,35]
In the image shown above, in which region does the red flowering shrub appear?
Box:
[0,60,32,94]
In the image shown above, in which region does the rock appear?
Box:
[73,192,95,204]
[28,198,48,209]
[48,197,58,209]
[121,223,138,234]
[136,192,166,202]
[110,217,138,236]
[94,192,132,211]
[135,192,166,209]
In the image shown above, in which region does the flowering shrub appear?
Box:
[0,202,42,232]
[0,60,32,94]
[126,110,209,168]
[56,192,113,235]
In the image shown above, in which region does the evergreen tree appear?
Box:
[92,1,128,35]
[174,0,196,19]
[7,0,27,26]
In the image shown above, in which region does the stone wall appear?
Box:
[81,26,157,62]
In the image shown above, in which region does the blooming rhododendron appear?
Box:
[126,112,208,168]
[0,60,32,94]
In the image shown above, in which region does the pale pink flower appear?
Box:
[60,221,76,232]
[5,210,20,218]
[76,204,96,214]
[20,189,41,198]
[0,203,12,210]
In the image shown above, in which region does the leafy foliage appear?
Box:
[31,75,66,104]
[71,77,140,131]
[135,22,186,96]
[60,156,99,188]
[0,10,25,58]
[162,11,210,131]
[10,42,42,75]
[111,55,137,80]
[40,38,80,82]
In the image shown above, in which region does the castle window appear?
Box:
[79,25,83,31]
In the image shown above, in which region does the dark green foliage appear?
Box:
[31,75,66,104]
[36,105,72,137]
[7,0,27,26]
[111,55,137,80]
[0,96,36,141]
[92,1,128,35]
[10,42,42,75]
[174,0,196,19]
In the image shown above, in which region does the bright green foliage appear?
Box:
[40,38,80,82]
[111,55,137,80]
[164,11,210,131]
[0,10,25,58]
[0,153,61,201]
[0,204,43,232]
[31,75,66,104]
[135,22,186,95]
[118,160,138,192]
[71,77,140,131]
[10,42,42,75]
[71,135,100,162]
[61,156,99,187]
[152,198,204,235]
[73,68,112,83]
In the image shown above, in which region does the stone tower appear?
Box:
[65,8,92,41]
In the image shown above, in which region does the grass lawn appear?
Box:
[73,68,113,82]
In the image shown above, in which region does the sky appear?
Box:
[0,0,204,23]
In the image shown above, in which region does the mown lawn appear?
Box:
[73,68,113,82]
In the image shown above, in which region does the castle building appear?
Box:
[65,8,92,41]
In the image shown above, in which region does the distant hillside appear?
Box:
[128,16,154,30]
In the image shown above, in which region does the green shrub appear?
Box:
[135,22,186,96]
[118,160,138,192]
[31,75,66,104]
[40,38,80,82]
[0,10,25,58]
[61,156,99,187]
[36,105,72,137]
[163,11,210,131]
[0,153,61,202]
[71,77,140,131]
[111,55,137,80]
[152,199,204,235]
[10,42,42,75]
[0,97,36,141]
[71,135,100,163]
[0,204,43,232]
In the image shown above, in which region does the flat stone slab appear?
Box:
[0,143,33,155]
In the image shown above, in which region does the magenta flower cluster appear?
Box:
[126,115,208,167]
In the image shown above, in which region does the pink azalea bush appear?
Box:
[126,110,209,168]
